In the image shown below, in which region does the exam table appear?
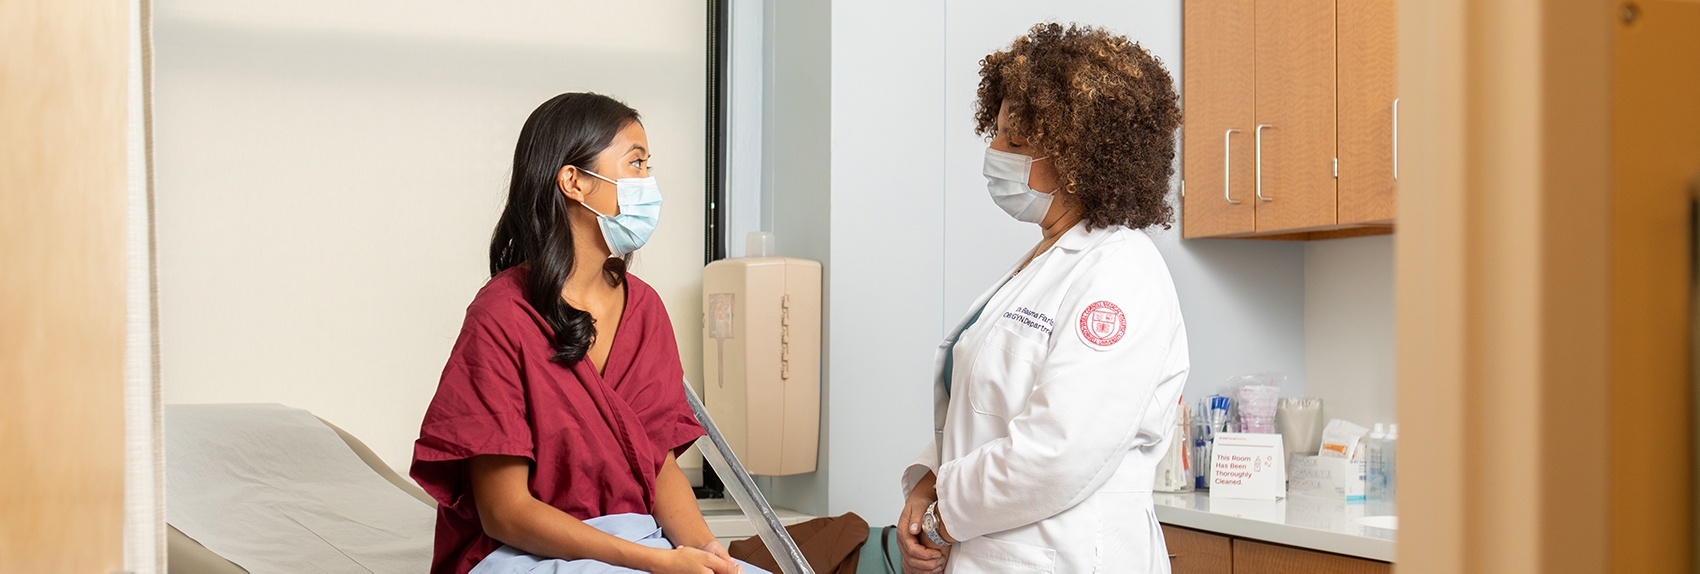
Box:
[167,410,433,573]
[165,404,437,573]
[165,382,838,574]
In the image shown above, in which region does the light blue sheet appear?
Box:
[470,514,771,574]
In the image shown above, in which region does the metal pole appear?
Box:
[682,379,814,574]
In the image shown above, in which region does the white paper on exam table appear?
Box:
[166,403,434,573]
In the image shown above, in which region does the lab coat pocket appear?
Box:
[1093,492,1165,573]
[954,536,1057,573]
[967,327,1044,419]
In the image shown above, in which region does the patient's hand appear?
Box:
[898,472,949,573]
[696,540,741,573]
[649,545,739,574]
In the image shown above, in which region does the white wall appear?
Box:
[1303,235,1397,428]
[809,0,1310,521]
[759,0,837,515]
[153,0,709,475]
[823,0,947,520]
[1163,236,1308,401]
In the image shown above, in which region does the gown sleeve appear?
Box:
[934,248,1189,542]
[410,304,536,507]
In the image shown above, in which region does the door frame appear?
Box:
[1397,0,1695,571]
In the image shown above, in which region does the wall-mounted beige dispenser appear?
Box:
[702,233,821,476]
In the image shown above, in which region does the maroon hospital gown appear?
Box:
[410,268,705,574]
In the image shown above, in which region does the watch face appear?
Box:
[923,512,937,530]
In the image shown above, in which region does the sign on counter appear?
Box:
[1209,432,1286,500]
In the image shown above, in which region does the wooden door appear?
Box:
[1254,0,1337,232]
[1611,2,1700,571]
[1232,540,1391,574]
[1182,0,1257,238]
[0,0,130,570]
[1335,0,1397,224]
[1162,524,1232,574]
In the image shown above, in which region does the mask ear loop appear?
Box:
[562,167,623,262]
[579,202,613,219]
[571,168,619,218]
[1026,156,1066,195]
[581,168,619,185]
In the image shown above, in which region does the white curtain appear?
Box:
[125,0,164,571]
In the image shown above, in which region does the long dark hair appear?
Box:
[489,92,639,366]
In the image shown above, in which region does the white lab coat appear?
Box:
[901,222,1190,573]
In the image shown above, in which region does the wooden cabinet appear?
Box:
[1182,0,1397,238]
[1253,0,1337,232]
[1163,524,1233,574]
[1180,0,1256,237]
[1162,524,1392,574]
[1336,0,1398,224]
[1232,540,1392,574]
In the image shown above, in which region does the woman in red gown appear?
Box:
[411,93,745,574]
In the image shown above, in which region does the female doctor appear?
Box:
[897,24,1189,573]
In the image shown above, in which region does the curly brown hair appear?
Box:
[975,23,1181,230]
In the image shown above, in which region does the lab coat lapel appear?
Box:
[930,251,1033,432]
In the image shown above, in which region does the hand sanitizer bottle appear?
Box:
[1365,423,1389,511]
[1385,424,1398,514]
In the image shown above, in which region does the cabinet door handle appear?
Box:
[1224,128,1242,205]
[1255,124,1273,202]
[1392,98,1400,181]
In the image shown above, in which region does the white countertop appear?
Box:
[698,498,815,546]
[1153,492,1396,562]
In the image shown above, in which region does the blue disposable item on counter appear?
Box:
[1209,395,1231,430]
[1192,408,1211,489]
[1194,395,1232,489]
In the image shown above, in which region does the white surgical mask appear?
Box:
[580,169,662,257]
[983,147,1054,224]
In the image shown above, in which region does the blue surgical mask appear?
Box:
[983,147,1054,224]
[580,169,662,257]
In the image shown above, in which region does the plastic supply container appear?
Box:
[1385,424,1398,510]
[1364,424,1386,500]
[1275,397,1326,464]
[1223,374,1287,433]
[1156,400,1195,492]
[1236,384,1281,433]
[1365,423,1397,516]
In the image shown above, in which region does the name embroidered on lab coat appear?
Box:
[1001,306,1054,336]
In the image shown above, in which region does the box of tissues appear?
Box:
[1288,454,1366,501]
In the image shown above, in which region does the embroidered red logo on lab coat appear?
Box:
[1078,300,1126,348]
